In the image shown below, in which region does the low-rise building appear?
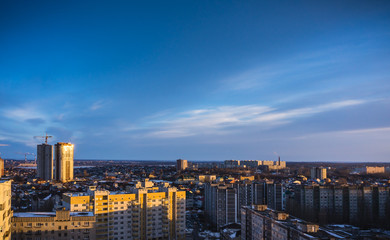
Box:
[12,209,96,240]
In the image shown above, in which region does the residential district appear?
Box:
[0,141,390,240]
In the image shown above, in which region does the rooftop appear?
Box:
[13,211,94,218]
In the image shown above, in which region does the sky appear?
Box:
[1,1,390,162]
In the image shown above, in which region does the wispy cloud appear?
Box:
[3,107,46,122]
[130,99,366,138]
[219,50,339,91]
[90,100,106,111]
[0,144,9,147]
[293,127,390,140]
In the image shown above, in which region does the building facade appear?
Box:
[0,157,4,177]
[204,183,238,230]
[289,184,390,228]
[310,167,327,180]
[224,159,287,170]
[63,180,186,240]
[37,143,54,180]
[54,142,74,182]
[205,181,285,230]
[364,166,385,174]
[241,205,339,240]
[12,209,96,240]
[0,180,12,240]
[176,159,188,171]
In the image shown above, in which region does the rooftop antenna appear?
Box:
[34,133,53,144]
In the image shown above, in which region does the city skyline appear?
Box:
[1,1,390,161]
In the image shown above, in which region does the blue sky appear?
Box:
[1,1,390,161]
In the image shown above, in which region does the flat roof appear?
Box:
[13,212,94,218]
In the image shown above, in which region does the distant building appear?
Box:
[0,180,12,240]
[241,160,261,168]
[176,159,188,171]
[0,157,4,177]
[12,209,96,240]
[364,166,385,174]
[240,176,255,181]
[54,142,74,182]
[37,143,54,180]
[310,167,327,180]
[225,160,241,168]
[225,159,286,170]
[197,174,217,182]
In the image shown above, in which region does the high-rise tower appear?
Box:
[176,159,188,171]
[37,144,53,180]
[54,142,74,182]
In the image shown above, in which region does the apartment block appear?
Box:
[204,183,238,230]
[289,184,390,228]
[63,180,186,240]
[364,166,385,174]
[197,175,216,182]
[241,205,340,240]
[0,180,12,240]
[176,159,188,171]
[12,209,96,240]
[205,181,285,230]
[225,160,241,168]
[224,160,287,170]
[240,160,261,168]
[310,167,327,180]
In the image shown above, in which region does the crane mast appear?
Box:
[34,133,53,144]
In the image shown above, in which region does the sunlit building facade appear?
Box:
[176,159,188,171]
[54,142,74,182]
[63,180,186,240]
[0,180,12,240]
[310,167,327,180]
[0,157,4,177]
[12,210,96,240]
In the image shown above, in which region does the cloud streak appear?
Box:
[131,99,366,138]
[293,126,390,140]
[90,100,106,111]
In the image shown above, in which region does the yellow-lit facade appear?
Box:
[12,210,96,240]
[0,157,4,177]
[365,166,385,174]
[63,181,186,240]
[0,180,12,240]
[176,159,188,171]
[55,142,74,182]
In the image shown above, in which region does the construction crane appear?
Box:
[34,133,53,144]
